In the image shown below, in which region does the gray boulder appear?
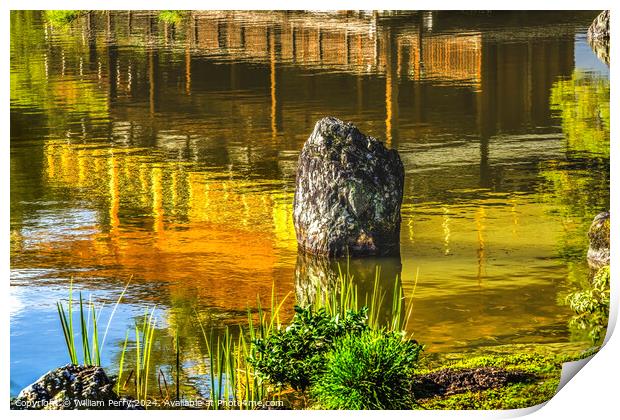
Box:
[293,117,404,257]
[10,364,141,410]
[587,212,610,270]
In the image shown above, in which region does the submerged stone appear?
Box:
[293,117,404,257]
[587,211,610,270]
[11,364,141,410]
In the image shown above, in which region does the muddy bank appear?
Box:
[413,367,534,399]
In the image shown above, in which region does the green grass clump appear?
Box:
[311,329,423,409]
[249,306,369,391]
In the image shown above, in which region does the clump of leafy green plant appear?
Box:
[249,305,369,391]
[567,265,610,344]
[311,329,424,409]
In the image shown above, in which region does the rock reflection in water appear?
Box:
[295,252,406,327]
[588,37,609,65]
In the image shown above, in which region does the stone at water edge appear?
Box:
[293,117,404,257]
[587,211,610,270]
[10,364,142,410]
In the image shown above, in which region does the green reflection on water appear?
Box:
[551,70,610,158]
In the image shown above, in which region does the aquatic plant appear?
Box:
[54,266,419,408]
[311,329,423,409]
[250,264,419,394]
[133,308,157,403]
[192,290,291,409]
[567,265,610,345]
[56,279,128,366]
[116,331,129,395]
[310,264,416,333]
[56,291,97,365]
[249,306,369,391]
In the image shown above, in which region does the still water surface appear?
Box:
[10,11,609,396]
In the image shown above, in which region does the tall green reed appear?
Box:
[56,278,129,366]
[134,308,157,402]
[192,288,291,409]
[310,262,417,333]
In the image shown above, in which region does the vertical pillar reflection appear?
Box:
[477,39,497,189]
[185,43,191,95]
[442,206,451,256]
[108,155,120,231]
[107,155,121,265]
[152,167,164,235]
[475,207,486,284]
[384,29,399,147]
[269,28,282,139]
[148,51,159,116]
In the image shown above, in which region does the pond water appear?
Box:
[10,10,609,397]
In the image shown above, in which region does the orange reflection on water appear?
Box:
[38,140,297,313]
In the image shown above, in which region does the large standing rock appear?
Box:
[293,117,404,257]
[10,364,141,410]
[587,211,610,270]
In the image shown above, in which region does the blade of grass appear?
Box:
[79,292,92,366]
[117,330,129,394]
[91,301,101,366]
[101,278,131,353]
[57,301,77,364]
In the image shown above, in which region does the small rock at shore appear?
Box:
[10,364,141,410]
[587,211,610,270]
[293,117,404,257]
